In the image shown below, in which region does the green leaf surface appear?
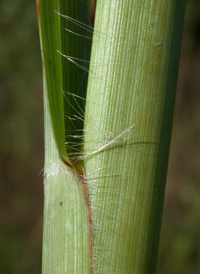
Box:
[38,0,67,161]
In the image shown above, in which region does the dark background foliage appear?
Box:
[0,0,200,273]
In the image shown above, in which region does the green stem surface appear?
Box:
[83,0,185,273]
[42,78,90,273]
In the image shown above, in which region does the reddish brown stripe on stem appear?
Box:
[90,0,96,27]
[36,0,40,16]
[61,158,74,169]
[43,172,47,182]
[81,168,94,273]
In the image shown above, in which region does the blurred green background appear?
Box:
[0,0,200,273]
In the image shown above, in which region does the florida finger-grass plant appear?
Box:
[37,0,186,273]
